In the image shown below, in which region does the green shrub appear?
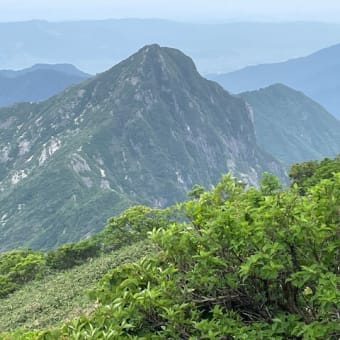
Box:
[94,205,170,252]
[3,157,340,338]
[0,250,45,298]
[0,275,17,298]
[289,154,340,193]
[36,173,340,339]
[46,240,100,270]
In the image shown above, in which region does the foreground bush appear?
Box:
[32,172,339,339]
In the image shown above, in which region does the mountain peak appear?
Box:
[0,45,285,250]
[85,44,203,108]
[101,44,199,86]
[138,43,162,53]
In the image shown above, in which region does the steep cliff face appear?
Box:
[240,84,340,165]
[0,44,284,250]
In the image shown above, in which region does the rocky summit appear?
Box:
[0,44,284,250]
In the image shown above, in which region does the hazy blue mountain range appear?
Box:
[0,64,89,79]
[210,43,340,119]
[2,20,340,74]
[0,64,90,107]
[0,45,284,251]
[240,84,340,165]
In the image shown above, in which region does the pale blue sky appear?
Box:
[0,0,340,22]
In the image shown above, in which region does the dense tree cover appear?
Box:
[2,157,340,339]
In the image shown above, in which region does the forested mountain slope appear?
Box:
[240,84,340,165]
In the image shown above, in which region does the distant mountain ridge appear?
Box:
[210,43,340,119]
[0,44,284,251]
[0,64,90,107]
[0,63,90,79]
[240,84,340,165]
[2,20,340,74]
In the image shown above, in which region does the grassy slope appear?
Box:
[0,240,155,332]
